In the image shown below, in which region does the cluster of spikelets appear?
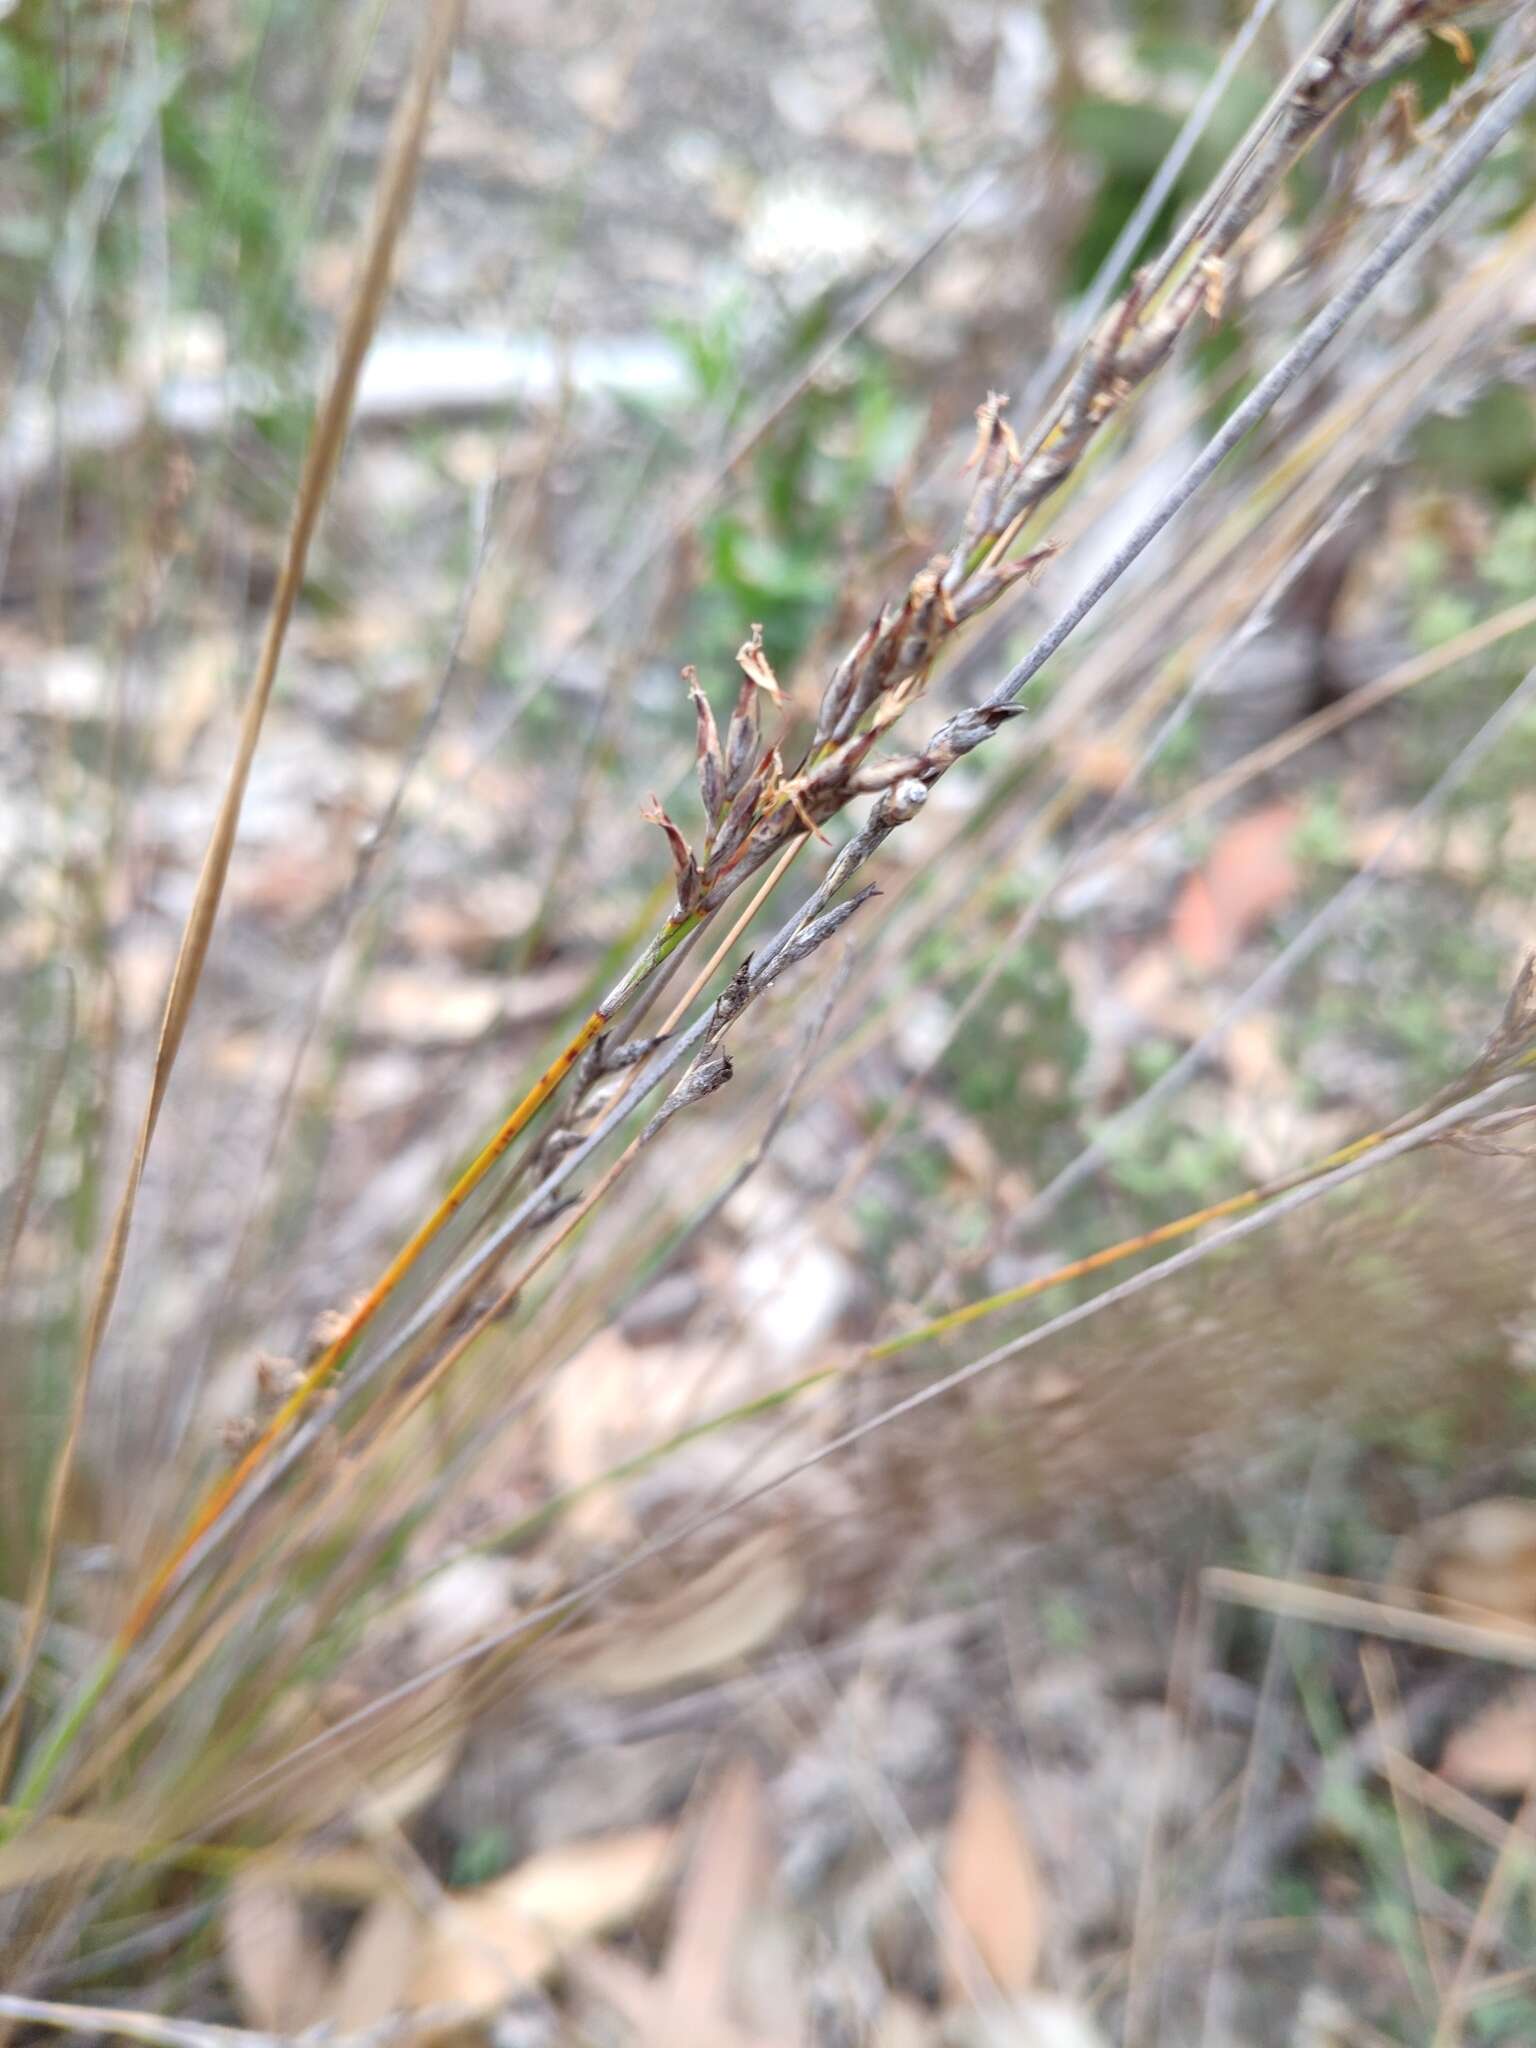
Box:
[646,398,1059,922]
[183,0,1532,1538]
[642,0,1500,924]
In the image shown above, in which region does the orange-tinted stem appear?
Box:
[115,1007,609,1645]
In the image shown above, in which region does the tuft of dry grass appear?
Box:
[3,0,1536,2032]
[0,0,469,1793]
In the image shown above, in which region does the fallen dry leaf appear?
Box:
[1440,1683,1536,1795]
[563,1766,780,2048]
[1171,800,1299,973]
[223,1867,332,2033]
[504,1822,675,1933]
[731,1905,804,2043]
[327,1892,423,2030]
[1060,735,1136,795]
[663,1757,767,2018]
[366,970,503,1045]
[407,1887,554,2012]
[541,1327,774,1535]
[1413,1497,1536,1623]
[1222,1012,1289,1095]
[941,1732,1046,2003]
[875,1994,935,2047]
[406,1824,675,2014]
[1110,945,1211,1045]
[569,1531,805,1696]
[397,874,539,964]
[541,1331,645,1545]
[567,1941,781,2048]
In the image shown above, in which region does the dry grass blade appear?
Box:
[1381,1748,1533,1858]
[1204,1571,1536,1671]
[1024,0,1285,413]
[0,972,75,1574]
[1360,1644,1449,2012]
[0,1992,420,2048]
[1431,1774,1536,2044]
[131,839,825,1661]
[213,1062,1528,1828]
[0,0,467,1793]
[813,176,1536,1127]
[0,972,74,1308]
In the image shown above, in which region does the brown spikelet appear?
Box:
[686,667,725,824]
[1433,18,1475,63]
[735,622,785,704]
[723,678,762,796]
[963,390,1009,472]
[641,796,703,913]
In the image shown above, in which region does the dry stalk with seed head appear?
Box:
[388,38,1536,1408]
[10,0,1529,1865]
[136,14,1530,1649]
[646,519,1056,921]
[631,0,1520,958]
